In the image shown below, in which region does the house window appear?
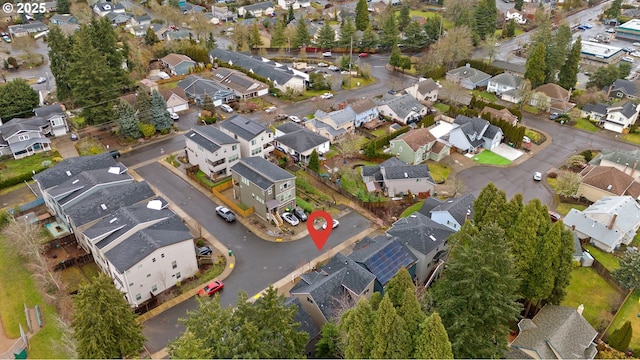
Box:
[232,145,237,151]
[176,272,181,279]
[280,181,289,190]
[161,254,165,258]
[152,258,156,262]
[307,297,314,304]
[229,155,239,162]
[251,139,256,145]
[135,293,142,301]
[241,176,249,185]
[172,261,177,269]
[151,285,158,292]
[18,134,30,141]
[268,188,272,195]
[251,147,261,156]
[51,118,64,127]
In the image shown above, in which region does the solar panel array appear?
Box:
[366,241,414,285]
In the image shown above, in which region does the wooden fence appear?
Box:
[211,180,255,218]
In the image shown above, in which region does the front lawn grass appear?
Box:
[471,90,498,102]
[523,105,539,114]
[59,266,89,294]
[342,76,375,90]
[622,132,640,145]
[160,81,179,89]
[0,152,58,180]
[561,267,622,328]
[425,160,451,183]
[196,170,215,188]
[80,262,102,280]
[555,202,587,216]
[609,290,640,349]
[472,151,512,165]
[400,201,423,218]
[433,103,450,113]
[524,129,542,143]
[584,244,620,271]
[372,128,387,137]
[573,118,599,132]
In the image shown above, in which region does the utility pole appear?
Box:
[349,36,353,89]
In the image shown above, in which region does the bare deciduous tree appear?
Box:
[556,171,583,197]
[430,26,473,70]
[335,132,364,159]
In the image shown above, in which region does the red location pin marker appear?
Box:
[307,210,333,251]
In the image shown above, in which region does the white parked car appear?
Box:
[320,92,334,99]
[36,77,47,84]
[170,112,179,120]
[322,51,332,57]
[265,106,278,114]
[533,172,542,181]
[322,219,339,229]
[317,62,329,67]
[634,42,640,47]
[622,56,634,63]
[289,115,301,123]
[328,65,340,71]
[220,104,233,113]
[522,136,531,143]
[282,212,300,226]
[157,71,170,80]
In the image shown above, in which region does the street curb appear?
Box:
[119,130,189,155]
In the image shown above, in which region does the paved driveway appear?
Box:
[492,143,524,161]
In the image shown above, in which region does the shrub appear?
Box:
[607,321,632,352]
[580,150,593,162]
[139,123,156,137]
[547,172,558,179]
[296,197,313,213]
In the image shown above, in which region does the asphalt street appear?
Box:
[134,162,372,353]
[2,38,55,95]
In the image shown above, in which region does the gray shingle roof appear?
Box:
[275,127,330,153]
[361,157,408,182]
[178,75,235,101]
[447,65,491,85]
[348,236,417,286]
[306,119,345,138]
[609,79,640,97]
[417,78,439,94]
[65,181,156,228]
[489,73,522,88]
[219,114,268,141]
[418,197,444,217]
[381,164,433,182]
[315,107,356,128]
[619,101,637,118]
[33,104,65,118]
[590,148,640,167]
[241,1,274,11]
[454,115,502,145]
[492,60,525,75]
[33,153,120,190]
[582,102,609,115]
[376,94,424,120]
[0,118,45,138]
[209,48,303,86]
[387,212,454,255]
[185,126,238,153]
[429,193,475,225]
[230,156,294,190]
[510,305,598,359]
[276,122,305,134]
[48,168,133,208]
[285,297,321,339]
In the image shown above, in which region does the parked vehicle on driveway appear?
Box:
[216,206,236,222]
[289,115,301,123]
[265,106,278,114]
[220,104,233,113]
[320,92,333,99]
[195,245,212,256]
[282,212,299,226]
[292,208,308,221]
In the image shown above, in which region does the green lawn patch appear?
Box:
[425,160,451,183]
[609,290,640,349]
[0,152,58,181]
[472,151,511,165]
[80,262,101,280]
[433,103,450,113]
[561,267,623,329]
[622,133,640,145]
[59,266,89,294]
[524,129,542,143]
[342,76,375,90]
[494,28,524,38]
[555,203,587,216]
[196,170,215,188]
[584,245,620,271]
[523,105,539,114]
[400,201,423,218]
[372,128,387,137]
[324,149,338,159]
[160,81,179,89]
[573,118,599,132]
[166,154,181,168]
[471,90,498,102]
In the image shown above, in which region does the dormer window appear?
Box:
[18,134,30,141]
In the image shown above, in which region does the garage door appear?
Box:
[167,103,188,113]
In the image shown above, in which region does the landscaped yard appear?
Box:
[523,105,539,114]
[471,90,498,102]
[471,151,511,165]
[494,28,525,37]
[555,202,587,216]
[400,201,423,218]
[573,118,599,132]
[341,76,375,90]
[524,129,543,143]
[425,160,451,183]
[401,9,454,30]
[609,290,640,350]
[584,244,620,271]
[561,267,623,330]
[433,103,450,113]
[622,132,640,145]
[371,128,388,137]
[160,81,179,90]
[0,152,59,183]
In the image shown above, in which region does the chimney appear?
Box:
[577,304,584,315]
[465,208,471,221]
[608,213,618,230]
[571,225,576,231]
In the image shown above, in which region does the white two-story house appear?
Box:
[185,126,241,181]
[583,102,639,134]
[220,114,274,159]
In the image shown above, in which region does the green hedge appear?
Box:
[0,165,49,190]
[457,59,504,76]
[296,197,313,214]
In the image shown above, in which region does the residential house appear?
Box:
[129,14,151,26]
[165,29,192,41]
[0,120,52,159]
[50,14,77,25]
[41,0,57,12]
[306,107,356,143]
[348,98,379,128]
[289,253,376,328]
[530,83,575,114]
[178,75,236,106]
[480,106,518,125]
[160,88,190,113]
[505,8,527,24]
[160,53,196,76]
[209,48,307,93]
[237,2,275,17]
[278,0,301,9]
[81,198,198,307]
[230,156,295,220]
[274,122,330,163]
[348,235,418,294]
[607,79,640,100]
[445,64,491,90]
[577,165,640,202]
[507,305,598,359]
[220,114,274,159]
[33,103,69,137]
[184,126,241,180]
[207,6,237,24]
[140,79,159,93]
[491,60,525,77]
[590,149,640,177]
[128,24,148,37]
[404,78,439,103]
[93,1,125,16]
[286,297,321,358]
[448,115,503,153]
[564,196,640,253]
[180,2,207,13]
[211,68,270,100]
[8,21,48,37]
[389,127,450,164]
[386,212,454,284]
[582,101,639,133]
[375,94,427,125]
[486,73,522,102]
[418,193,475,231]
[106,11,133,26]
[360,157,435,197]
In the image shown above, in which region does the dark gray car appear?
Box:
[292,208,308,222]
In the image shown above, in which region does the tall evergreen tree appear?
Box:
[607,321,632,351]
[472,183,507,229]
[398,5,411,32]
[360,25,378,50]
[546,24,572,83]
[0,79,38,120]
[315,322,342,358]
[386,267,414,307]
[56,0,70,13]
[339,298,376,358]
[613,251,640,290]
[288,5,295,23]
[316,22,336,49]
[499,193,524,237]
[514,0,523,10]
[308,149,320,172]
[145,27,160,46]
[72,275,145,358]
[473,0,497,41]
[338,19,357,48]
[250,21,263,48]
[136,90,153,124]
[403,21,428,51]
[547,222,575,305]
[432,223,522,358]
[47,25,73,101]
[371,295,412,358]
[271,19,287,48]
[355,0,370,31]
[414,313,454,359]
[389,45,402,68]
[293,19,310,48]
[151,90,172,131]
[379,11,399,49]
[525,42,547,88]
[398,287,427,354]
[116,100,142,139]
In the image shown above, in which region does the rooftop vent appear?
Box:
[429,235,436,241]
[109,217,118,223]
[72,179,79,184]
[108,166,120,175]
[607,184,613,190]
[404,172,408,178]
[100,204,107,210]
[66,170,72,176]
[147,200,163,210]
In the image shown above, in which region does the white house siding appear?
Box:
[603,121,625,133]
[430,211,461,231]
[386,178,434,197]
[185,139,241,178]
[483,133,501,150]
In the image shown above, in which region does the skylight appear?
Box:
[66,171,72,176]
[107,166,120,175]
[72,179,79,184]
[100,204,107,210]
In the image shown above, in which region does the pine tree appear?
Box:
[397,287,427,354]
[547,223,575,305]
[514,0,523,10]
[355,0,370,31]
[151,90,172,131]
[497,193,523,235]
[414,313,453,359]
[338,19,357,48]
[250,21,263,48]
[558,37,581,90]
[360,25,378,50]
[316,322,342,358]
[136,90,153,124]
[288,5,295,24]
[525,42,547,88]
[613,251,640,290]
[117,100,142,139]
[47,25,72,101]
[546,24,572,83]
[379,11,398,49]
[608,321,632,351]
[317,22,336,50]
[398,5,411,32]
[503,19,516,38]
[308,150,320,172]
[386,267,414,307]
[0,79,38,120]
[472,183,507,229]
[271,19,287,48]
[339,298,376,358]
[293,19,310,48]
[56,0,70,13]
[432,223,522,358]
[371,295,412,358]
[72,275,146,358]
[145,27,159,46]
[389,46,402,68]
[473,0,497,41]
[369,291,383,311]
[403,21,428,51]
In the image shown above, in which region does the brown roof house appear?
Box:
[160,53,196,76]
[530,83,575,114]
[389,127,450,164]
[507,305,597,359]
[481,106,519,125]
[577,165,640,202]
[160,88,189,113]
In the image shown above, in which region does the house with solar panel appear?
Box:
[347,235,418,294]
[184,126,241,180]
